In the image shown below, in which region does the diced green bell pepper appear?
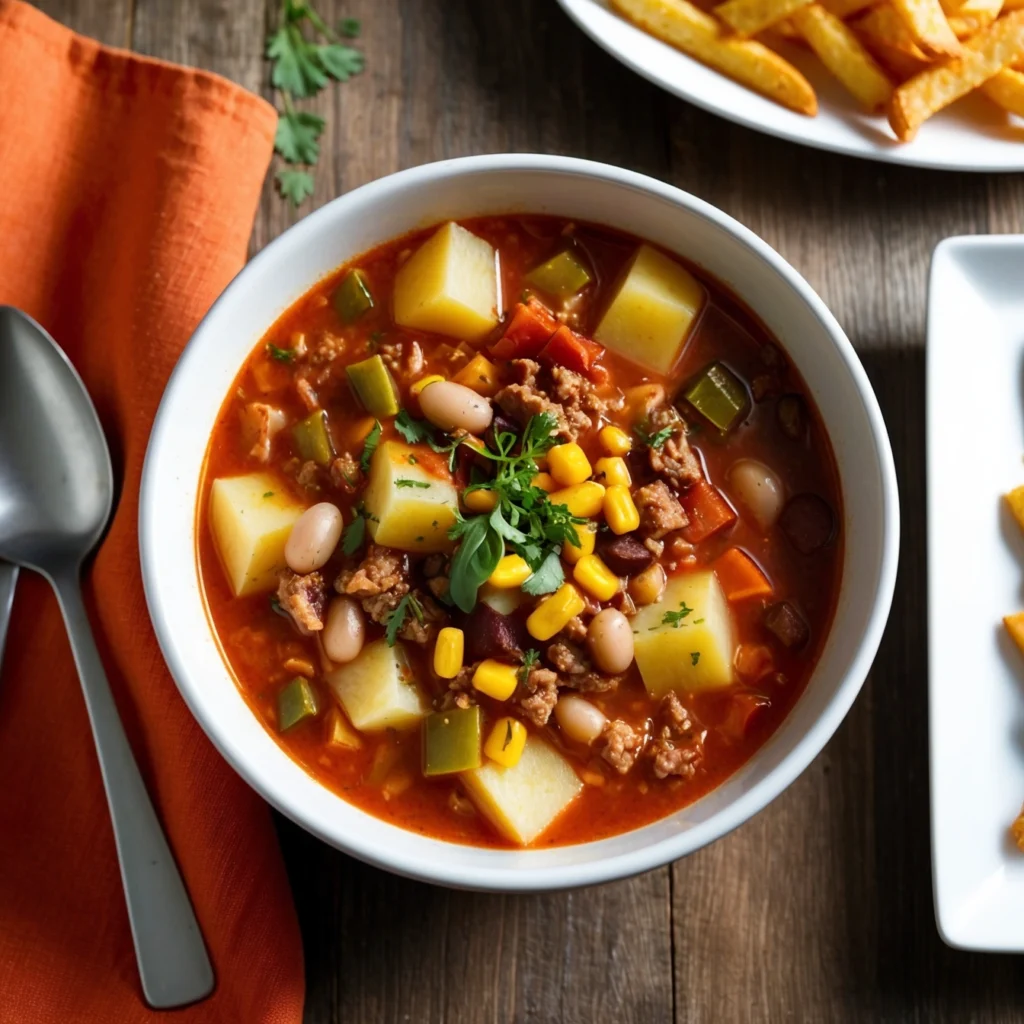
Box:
[524,249,592,299]
[681,362,749,434]
[277,677,320,731]
[423,706,482,776]
[332,269,375,324]
[293,409,335,466]
[346,354,400,418]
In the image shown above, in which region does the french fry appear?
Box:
[1006,0,1024,10]
[889,10,1024,138]
[854,3,931,58]
[860,31,934,76]
[983,65,1024,111]
[715,0,814,37]
[947,0,1004,37]
[792,4,895,107]
[891,0,963,56]
[610,0,818,113]
[823,0,883,16]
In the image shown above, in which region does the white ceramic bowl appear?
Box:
[140,154,899,891]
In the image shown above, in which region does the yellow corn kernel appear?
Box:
[594,456,631,488]
[472,659,520,701]
[433,626,465,680]
[548,443,593,486]
[463,488,498,513]
[452,352,500,397]
[599,425,632,457]
[532,472,557,493]
[483,717,528,768]
[604,484,641,535]
[411,374,445,397]
[573,553,621,602]
[527,583,587,642]
[488,554,533,588]
[562,521,597,564]
[549,481,605,518]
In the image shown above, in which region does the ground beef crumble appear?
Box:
[646,406,702,491]
[647,692,706,780]
[329,452,362,493]
[598,719,645,774]
[398,592,447,645]
[277,570,326,635]
[517,666,559,726]
[547,640,620,692]
[634,480,688,539]
[335,544,410,624]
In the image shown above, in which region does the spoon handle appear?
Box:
[51,570,214,1009]
[0,561,17,666]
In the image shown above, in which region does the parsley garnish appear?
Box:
[384,592,423,646]
[634,423,674,450]
[521,550,564,596]
[407,454,418,465]
[518,648,540,685]
[263,491,274,498]
[693,618,704,625]
[690,652,701,666]
[395,408,433,444]
[268,2,365,206]
[341,505,369,555]
[267,342,295,363]
[662,601,694,628]
[359,420,382,473]
[396,478,430,489]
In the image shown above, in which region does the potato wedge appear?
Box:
[610,0,818,114]
[982,64,1024,110]
[793,4,894,108]
[890,0,963,57]
[714,0,813,38]
[889,10,1024,139]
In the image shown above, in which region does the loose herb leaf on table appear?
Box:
[267,2,365,207]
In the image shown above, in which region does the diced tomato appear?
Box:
[490,299,558,360]
[719,693,771,742]
[681,479,737,544]
[538,325,604,376]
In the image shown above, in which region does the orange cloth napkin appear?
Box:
[0,3,304,1021]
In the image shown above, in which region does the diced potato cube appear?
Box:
[325,638,428,732]
[393,221,499,340]
[594,244,705,374]
[461,735,583,845]
[363,440,458,553]
[209,473,304,596]
[631,571,736,696]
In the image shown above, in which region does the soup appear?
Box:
[197,215,842,848]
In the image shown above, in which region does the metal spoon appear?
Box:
[0,308,214,1009]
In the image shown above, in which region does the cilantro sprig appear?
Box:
[384,592,423,647]
[267,3,365,206]
[662,601,695,628]
[518,648,540,685]
[634,422,674,450]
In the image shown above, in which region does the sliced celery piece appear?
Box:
[278,677,320,731]
[423,705,483,776]
[293,409,335,466]
[332,269,375,324]
[524,249,592,299]
[682,362,748,434]
[346,354,400,418]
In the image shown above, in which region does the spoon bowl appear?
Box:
[0,307,213,1009]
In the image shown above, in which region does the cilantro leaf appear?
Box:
[266,342,295,363]
[521,550,564,596]
[395,409,434,444]
[384,593,412,647]
[360,420,382,473]
[275,108,325,164]
[518,648,540,685]
[317,43,364,81]
[635,423,674,450]
[448,516,503,613]
[662,601,694,628]
[489,503,529,546]
[339,16,360,37]
[396,478,430,489]
[275,168,315,206]
[268,25,328,98]
[690,652,701,666]
[341,511,366,555]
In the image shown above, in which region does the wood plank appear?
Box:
[32,0,131,47]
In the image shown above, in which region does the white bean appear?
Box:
[555,695,608,745]
[727,459,784,531]
[322,597,366,664]
[285,502,344,574]
[418,380,493,435]
[587,608,635,675]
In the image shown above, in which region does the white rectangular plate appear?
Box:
[928,234,1024,951]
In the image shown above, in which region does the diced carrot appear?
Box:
[490,298,557,359]
[1004,612,1024,658]
[719,693,771,742]
[734,643,774,680]
[538,325,604,376]
[712,548,773,602]
[681,480,737,544]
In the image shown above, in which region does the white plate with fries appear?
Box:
[558,0,1024,170]
[928,235,1024,951]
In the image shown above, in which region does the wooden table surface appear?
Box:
[33,0,1024,1020]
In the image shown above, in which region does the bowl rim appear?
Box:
[140,153,899,890]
